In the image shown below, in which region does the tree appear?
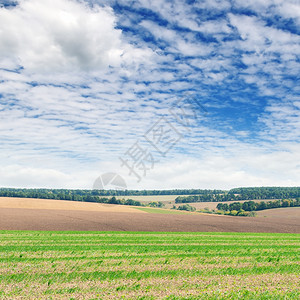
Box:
[282,199,290,207]
[242,201,256,211]
[229,202,242,211]
[222,203,229,211]
[256,201,267,210]
[217,203,229,211]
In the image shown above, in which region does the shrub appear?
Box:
[199,209,213,214]
[177,204,196,212]
[248,211,257,217]
[237,210,250,217]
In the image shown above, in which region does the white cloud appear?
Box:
[228,13,299,53]
[0,0,127,72]
[196,20,231,35]
[233,0,300,25]
[140,20,212,57]
[108,144,300,189]
[2,145,300,190]
[279,1,300,24]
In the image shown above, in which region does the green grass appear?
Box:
[134,207,189,214]
[0,231,299,299]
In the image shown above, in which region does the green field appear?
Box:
[0,231,299,299]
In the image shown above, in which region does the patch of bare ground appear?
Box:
[256,207,300,218]
[0,206,299,232]
[0,197,145,213]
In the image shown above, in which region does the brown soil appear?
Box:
[0,206,299,233]
[256,207,300,219]
[0,197,145,213]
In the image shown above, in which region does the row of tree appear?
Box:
[230,187,300,200]
[0,188,224,198]
[93,189,224,196]
[0,187,300,203]
[97,197,142,206]
[175,187,300,203]
[216,198,300,212]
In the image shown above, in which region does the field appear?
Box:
[0,197,144,213]
[0,231,299,299]
[115,195,180,203]
[1,198,299,232]
[179,200,269,211]
[114,195,283,210]
[1,198,299,298]
[134,207,189,214]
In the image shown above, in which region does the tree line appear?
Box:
[0,187,300,203]
[97,197,143,206]
[175,187,300,203]
[229,187,300,200]
[216,198,300,212]
[0,188,223,199]
[97,197,165,208]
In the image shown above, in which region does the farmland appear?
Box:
[0,198,299,299]
[1,198,300,232]
[0,197,144,213]
[0,231,299,299]
[176,200,269,211]
[115,195,181,203]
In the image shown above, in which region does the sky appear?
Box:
[0,0,299,190]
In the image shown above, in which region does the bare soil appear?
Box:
[256,207,300,219]
[0,204,299,232]
[0,197,145,213]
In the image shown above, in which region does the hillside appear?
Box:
[0,197,299,233]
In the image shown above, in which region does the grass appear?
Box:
[0,231,299,299]
[134,207,189,214]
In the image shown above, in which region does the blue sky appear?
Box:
[0,0,299,189]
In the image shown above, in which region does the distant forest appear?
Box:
[175,187,300,203]
[216,199,300,212]
[0,187,299,203]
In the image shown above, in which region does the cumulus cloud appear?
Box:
[0,0,126,72]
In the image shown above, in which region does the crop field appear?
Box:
[0,231,299,299]
[0,197,144,213]
[1,206,300,232]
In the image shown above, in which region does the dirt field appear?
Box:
[256,207,300,219]
[0,205,299,232]
[0,197,145,213]
[0,197,299,233]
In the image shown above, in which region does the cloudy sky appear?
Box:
[0,0,299,190]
